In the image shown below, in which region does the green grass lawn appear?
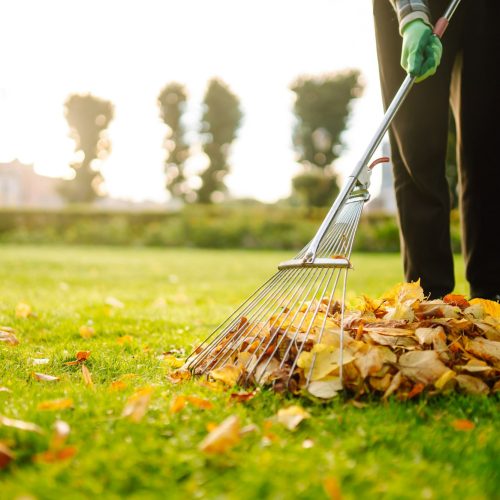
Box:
[0,245,498,499]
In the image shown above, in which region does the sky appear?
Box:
[0,0,387,203]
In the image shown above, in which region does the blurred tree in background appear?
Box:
[291,70,363,208]
[158,82,191,202]
[197,78,242,204]
[61,94,114,203]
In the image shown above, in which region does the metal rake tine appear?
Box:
[243,267,325,383]
[240,267,326,379]
[185,271,284,367]
[207,267,308,371]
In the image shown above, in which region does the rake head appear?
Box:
[185,186,371,394]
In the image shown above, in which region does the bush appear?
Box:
[0,206,462,253]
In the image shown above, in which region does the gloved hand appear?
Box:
[401,19,443,83]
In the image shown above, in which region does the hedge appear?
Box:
[0,206,462,253]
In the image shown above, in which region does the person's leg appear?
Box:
[450,0,500,300]
[372,0,462,297]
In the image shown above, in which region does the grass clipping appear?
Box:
[185,282,500,400]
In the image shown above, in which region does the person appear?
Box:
[372,0,500,300]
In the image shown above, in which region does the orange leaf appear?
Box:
[451,419,475,431]
[117,335,134,345]
[81,365,93,387]
[185,396,213,410]
[323,476,342,500]
[34,446,77,463]
[199,415,241,454]
[110,380,127,391]
[122,387,153,422]
[406,382,425,399]
[37,399,74,411]
[65,351,91,366]
[443,294,470,309]
[169,395,186,414]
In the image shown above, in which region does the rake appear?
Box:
[185,0,462,392]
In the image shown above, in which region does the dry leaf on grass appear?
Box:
[398,351,448,385]
[65,350,91,366]
[32,372,60,382]
[323,476,342,500]
[0,328,19,345]
[37,399,74,411]
[122,387,154,422]
[209,364,243,386]
[230,389,258,403]
[276,405,310,431]
[0,443,14,469]
[451,419,475,431]
[110,380,127,391]
[0,415,43,433]
[81,364,93,387]
[199,415,241,454]
[79,324,95,338]
[15,302,33,318]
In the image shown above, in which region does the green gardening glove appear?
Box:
[401,19,443,83]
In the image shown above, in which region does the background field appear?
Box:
[0,246,497,499]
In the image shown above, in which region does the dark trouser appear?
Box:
[373,0,500,298]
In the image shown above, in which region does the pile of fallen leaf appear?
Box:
[184,282,500,400]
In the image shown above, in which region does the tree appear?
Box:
[197,78,242,204]
[290,70,363,208]
[61,93,114,203]
[158,82,191,202]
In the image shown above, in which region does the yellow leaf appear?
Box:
[323,476,342,500]
[297,344,353,381]
[37,399,74,411]
[163,355,185,368]
[434,369,456,390]
[199,415,240,454]
[117,335,134,345]
[79,325,95,338]
[209,364,242,386]
[470,298,500,319]
[15,302,32,318]
[381,280,424,305]
[276,405,310,431]
[307,378,342,399]
[122,387,154,422]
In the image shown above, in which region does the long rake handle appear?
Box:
[305,0,461,262]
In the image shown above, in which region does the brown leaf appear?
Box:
[465,338,500,367]
[451,419,475,431]
[0,415,43,433]
[0,443,14,469]
[354,346,396,379]
[37,398,74,411]
[122,387,154,422]
[199,415,241,454]
[81,364,93,387]
[398,351,448,385]
[455,374,489,395]
[230,389,258,403]
[32,372,60,382]
[0,328,19,345]
[166,369,191,384]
